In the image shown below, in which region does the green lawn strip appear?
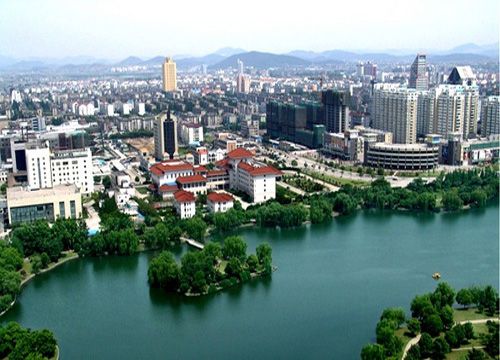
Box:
[453,308,490,322]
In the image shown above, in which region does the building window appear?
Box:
[59,201,65,218]
[70,200,76,218]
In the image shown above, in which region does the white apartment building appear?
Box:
[26,147,94,194]
[372,85,418,144]
[173,190,196,219]
[223,148,281,203]
[180,123,204,145]
[481,96,500,137]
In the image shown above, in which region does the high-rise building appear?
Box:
[431,84,479,139]
[447,66,476,86]
[481,96,500,137]
[409,54,428,91]
[372,85,418,144]
[321,90,350,133]
[237,59,244,74]
[236,74,250,93]
[162,57,177,92]
[154,110,178,160]
[26,146,93,194]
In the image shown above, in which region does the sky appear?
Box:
[0,0,498,59]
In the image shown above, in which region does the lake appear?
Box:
[2,205,498,359]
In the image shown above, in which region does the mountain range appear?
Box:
[0,43,497,71]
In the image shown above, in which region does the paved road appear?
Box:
[401,334,421,360]
[277,181,306,196]
[260,147,440,188]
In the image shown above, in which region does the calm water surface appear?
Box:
[2,206,499,359]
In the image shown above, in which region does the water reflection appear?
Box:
[91,254,139,273]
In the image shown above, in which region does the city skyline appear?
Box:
[0,0,498,59]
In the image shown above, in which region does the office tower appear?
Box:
[266,102,306,141]
[236,74,250,93]
[356,62,364,77]
[162,57,177,92]
[447,66,476,86]
[409,54,428,91]
[154,110,178,160]
[321,90,350,133]
[363,62,377,78]
[237,59,244,74]
[372,85,418,144]
[481,96,500,137]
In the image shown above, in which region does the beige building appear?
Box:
[7,184,82,225]
[372,85,418,144]
[162,57,177,92]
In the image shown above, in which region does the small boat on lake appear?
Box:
[432,272,441,280]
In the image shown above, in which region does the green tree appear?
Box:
[102,176,112,189]
[147,251,180,291]
[246,254,258,272]
[440,305,454,330]
[456,288,474,309]
[360,343,385,360]
[442,191,464,211]
[479,286,498,316]
[419,332,433,358]
[30,255,42,275]
[222,236,247,261]
[183,217,207,241]
[411,294,434,320]
[191,271,207,293]
[422,313,444,337]
[463,322,474,340]
[432,337,450,360]
[466,348,488,360]
[407,318,421,336]
[406,345,421,360]
[380,307,406,328]
[431,282,455,309]
[470,189,487,207]
[256,243,272,264]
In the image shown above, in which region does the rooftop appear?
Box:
[207,192,234,203]
[7,184,80,203]
[227,147,254,159]
[173,190,195,203]
[176,174,207,184]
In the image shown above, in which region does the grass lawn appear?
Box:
[303,169,369,187]
[136,186,149,194]
[446,351,468,360]
[453,308,490,322]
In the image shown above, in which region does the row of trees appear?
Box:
[0,243,23,313]
[148,236,272,295]
[361,282,499,360]
[0,322,57,360]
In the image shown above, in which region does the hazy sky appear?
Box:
[1,0,498,59]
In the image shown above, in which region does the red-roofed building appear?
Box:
[176,174,207,195]
[227,147,254,160]
[150,160,194,188]
[173,190,196,219]
[207,192,234,213]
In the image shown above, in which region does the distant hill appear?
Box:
[428,53,495,64]
[211,51,309,69]
[176,53,226,68]
[116,56,143,66]
[142,56,165,66]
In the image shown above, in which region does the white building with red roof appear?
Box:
[173,190,196,219]
[207,192,234,213]
[176,174,207,195]
[150,160,194,187]
[223,148,281,203]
